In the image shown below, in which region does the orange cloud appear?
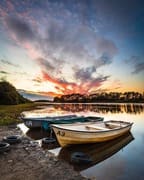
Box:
[38,91,62,98]
[41,71,108,96]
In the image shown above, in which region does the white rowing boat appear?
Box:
[58,132,134,171]
[52,120,133,147]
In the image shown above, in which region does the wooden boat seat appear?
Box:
[105,122,125,128]
[85,125,109,131]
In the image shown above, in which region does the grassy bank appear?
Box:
[0,103,40,126]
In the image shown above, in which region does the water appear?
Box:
[21,103,144,180]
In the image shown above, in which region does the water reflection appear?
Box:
[26,129,51,140]
[58,133,134,171]
[26,128,59,149]
[53,103,144,114]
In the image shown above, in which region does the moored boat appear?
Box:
[20,115,77,129]
[20,114,104,131]
[52,120,133,147]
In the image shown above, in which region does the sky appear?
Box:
[0,0,144,98]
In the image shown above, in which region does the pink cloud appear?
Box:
[23,42,40,59]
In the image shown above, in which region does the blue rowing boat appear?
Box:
[20,115,104,131]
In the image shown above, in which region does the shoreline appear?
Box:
[0,125,86,180]
[35,102,144,105]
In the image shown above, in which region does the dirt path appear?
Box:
[0,126,86,180]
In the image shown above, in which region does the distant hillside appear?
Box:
[18,89,53,101]
[0,81,30,105]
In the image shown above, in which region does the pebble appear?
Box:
[8,160,13,163]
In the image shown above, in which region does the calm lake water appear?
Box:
[22,103,144,180]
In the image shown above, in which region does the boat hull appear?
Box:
[21,115,78,129]
[52,122,133,147]
[22,119,45,129]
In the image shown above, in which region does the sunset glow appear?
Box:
[0,0,144,98]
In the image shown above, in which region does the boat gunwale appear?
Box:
[51,121,133,134]
[21,116,103,122]
[21,116,78,121]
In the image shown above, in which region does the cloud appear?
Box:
[32,77,43,83]
[132,62,144,74]
[2,3,118,71]
[0,1,119,94]
[0,71,9,74]
[5,16,35,42]
[40,19,117,65]
[95,38,118,58]
[94,53,113,68]
[1,59,19,67]
[125,56,139,64]
[42,71,61,85]
[41,70,110,94]
[86,75,110,91]
[36,57,55,72]
[85,0,144,38]
[125,56,144,74]
[74,66,96,81]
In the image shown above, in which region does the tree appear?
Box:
[0,81,30,105]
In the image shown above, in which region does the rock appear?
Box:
[8,160,13,163]
[53,157,58,162]
[30,142,38,147]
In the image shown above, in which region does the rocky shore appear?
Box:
[0,126,86,180]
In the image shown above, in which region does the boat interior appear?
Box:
[53,121,130,132]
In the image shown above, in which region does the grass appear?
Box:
[0,103,41,126]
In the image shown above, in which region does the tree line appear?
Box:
[54,92,144,103]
